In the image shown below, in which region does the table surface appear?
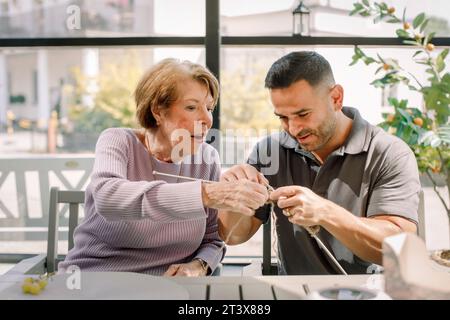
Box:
[0,273,384,300]
[175,274,384,299]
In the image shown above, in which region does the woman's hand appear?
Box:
[220,164,268,185]
[163,260,208,277]
[202,179,269,216]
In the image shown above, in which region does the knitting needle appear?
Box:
[153,171,213,183]
[310,232,348,275]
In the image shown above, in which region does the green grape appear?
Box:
[38,279,48,289]
[23,277,34,284]
[22,275,49,295]
[21,283,32,294]
[28,283,41,295]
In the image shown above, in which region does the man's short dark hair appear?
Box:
[265,51,335,89]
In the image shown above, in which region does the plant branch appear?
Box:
[426,170,450,214]
[404,69,424,89]
[437,148,449,176]
[437,148,450,212]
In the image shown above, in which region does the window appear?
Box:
[220,0,450,37]
[0,0,206,38]
[0,46,204,256]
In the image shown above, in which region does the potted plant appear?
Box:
[349,1,449,261]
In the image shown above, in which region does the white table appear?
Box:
[172,274,384,300]
[0,272,384,300]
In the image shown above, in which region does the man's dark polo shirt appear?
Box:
[248,107,420,274]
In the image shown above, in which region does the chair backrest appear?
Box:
[46,186,85,273]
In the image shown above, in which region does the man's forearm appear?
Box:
[320,204,405,265]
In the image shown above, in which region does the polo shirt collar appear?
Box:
[338,107,371,155]
[278,107,371,157]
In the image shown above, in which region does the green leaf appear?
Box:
[375,66,384,74]
[362,0,370,7]
[439,48,449,61]
[387,18,400,23]
[420,19,429,33]
[349,58,360,66]
[402,40,418,45]
[388,97,399,107]
[413,12,425,29]
[436,55,446,73]
[442,73,450,84]
[413,50,424,58]
[402,125,413,143]
[374,15,383,24]
[362,56,376,65]
[396,122,405,138]
[354,46,364,56]
[428,31,436,41]
[380,2,388,10]
[397,108,413,122]
[396,29,409,38]
[422,85,450,124]
[350,4,364,16]
[360,11,371,17]
[402,8,406,23]
[423,32,435,45]
[376,53,385,64]
[399,99,408,109]
[379,122,390,131]
[371,79,385,88]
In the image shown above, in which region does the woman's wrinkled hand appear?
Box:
[202,179,269,216]
[163,260,207,277]
[220,164,268,185]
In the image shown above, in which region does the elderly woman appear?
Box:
[59,59,268,276]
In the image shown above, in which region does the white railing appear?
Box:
[0,155,94,240]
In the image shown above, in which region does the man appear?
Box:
[218,51,420,275]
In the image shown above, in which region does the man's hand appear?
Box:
[270,186,334,226]
[163,260,207,277]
